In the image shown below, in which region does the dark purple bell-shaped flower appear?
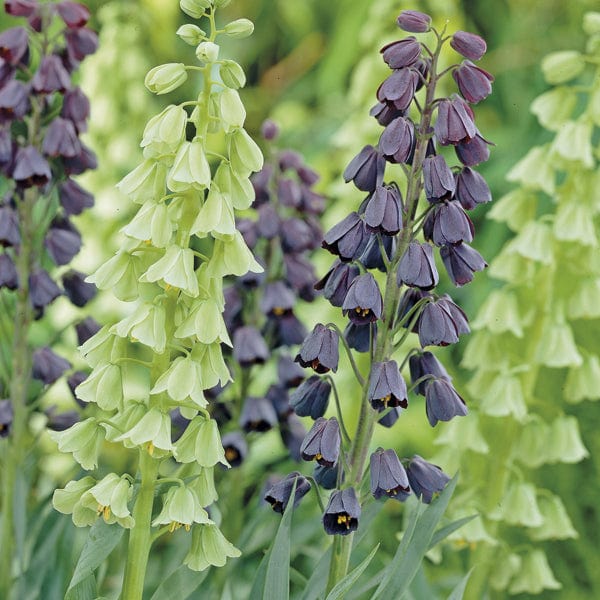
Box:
[280,413,306,461]
[370,448,410,501]
[455,132,491,166]
[238,265,265,289]
[453,60,493,104]
[46,409,79,432]
[5,1,38,18]
[440,242,487,286]
[0,27,29,66]
[266,311,307,347]
[266,384,292,420]
[342,272,383,325]
[63,143,97,175]
[29,268,61,309]
[56,1,90,29]
[239,396,278,433]
[368,360,407,410]
[0,399,13,438]
[0,205,20,246]
[344,321,373,353]
[343,145,385,192]
[0,254,18,289]
[277,354,305,389]
[454,167,491,210]
[32,346,71,385]
[434,97,477,146]
[423,155,455,202]
[58,178,94,215]
[378,406,401,428]
[264,472,311,514]
[12,146,51,187]
[409,351,451,395]
[75,316,101,345]
[315,260,360,308]
[450,31,487,61]
[277,177,301,208]
[255,204,279,239]
[280,218,314,253]
[32,55,70,93]
[377,68,419,112]
[65,28,98,62]
[233,326,269,366]
[284,254,316,301]
[260,118,279,140]
[0,80,29,122]
[290,375,331,419]
[323,487,361,536]
[406,455,450,503]
[365,184,403,235]
[397,10,431,33]
[396,240,439,290]
[380,37,421,69]
[417,295,469,347]
[222,431,248,467]
[379,116,415,164]
[295,323,339,373]
[44,218,82,266]
[423,201,474,246]
[42,117,81,158]
[62,269,96,307]
[61,86,90,133]
[314,463,340,490]
[369,101,406,127]
[300,416,340,467]
[260,281,295,317]
[322,212,368,262]
[397,288,430,332]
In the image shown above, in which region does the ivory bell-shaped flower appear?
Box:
[152,485,211,531]
[49,417,105,470]
[184,524,241,571]
[173,417,228,467]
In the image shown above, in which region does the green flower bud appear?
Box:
[88,252,142,302]
[167,138,211,191]
[180,0,210,19]
[145,63,188,95]
[113,302,167,353]
[551,120,594,168]
[207,231,264,278]
[84,473,135,528]
[190,467,218,505]
[151,355,206,406]
[191,342,232,389]
[565,352,600,402]
[122,202,172,248]
[530,87,576,132]
[141,105,188,158]
[141,245,200,297]
[506,145,555,195]
[546,416,589,463]
[174,298,231,346]
[184,524,240,571]
[115,407,173,454]
[177,24,206,46]
[196,41,219,63]
[173,416,228,467]
[541,50,585,85]
[214,162,255,209]
[223,18,254,39]
[583,12,600,35]
[529,493,577,541]
[219,60,246,89]
[228,127,264,175]
[53,477,96,516]
[508,550,561,595]
[219,88,246,131]
[117,159,168,204]
[49,418,106,470]
[479,374,527,422]
[489,482,543,527]
[513,417,551,468]
[536,321,582,368]
[75,362,123,411]
[152,485,211,531]
[489,549,521,591]
[191,186,236,236]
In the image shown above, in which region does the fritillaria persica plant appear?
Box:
[0,1,97,595]
[262,9,495,592]
[51,1,263,597]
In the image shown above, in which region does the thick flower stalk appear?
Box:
[263,11,495,591]
[433,12,599,598]
[51,2,262,598]
[0,1,97,595]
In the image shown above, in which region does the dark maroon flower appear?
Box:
[453,60,493,104]
[451,30,487,61]
[344,321,372,353]
[264,472,311,514]
[434,97,477,146]
[62,143,97,175]
[343,145,385,192]
[42,116,81,158]
[32,55,70,93]
[44,218,81,265]
[455,132,492,166]
[260,281,295,317]
[0,27,29,66]
[297,165,320,187]
[260,118,279,141]
[409,351,451,395]
[75,316,100,345]
[406,455,450,503]
[65,28,98,62]
[323,487,360,536]
[0,205,20,246]
[423,201,474,246]
[46,409,79,431]
[62,269,96,307]
[440,242,487,286]
[278,150,302,172]
[239,396,278,433]
[365,184,403,235]
[397,288,430,332]
[32,346,71,385]
[253,206,277,241]
[280,413,306,461]
[368,360,407,410]
[277,354,305,388]
[378,407,401,428]
[67,370,87,406]
[283,253,316,301]
[300,416,340,467]
[425,378,467,426]
[313,463,339,489]
[295,323,339,373]
[5,0,37,17]
[423,155,455,202]
[322,212,368,262]
[58,178,94,215]
[266,311,307,347]
[315,260,359,307]
[377,68,419,112]
[417,295,469,347]
[342,272,383,325]
[266,384,292,420]
[380,37,421,69]
[369,101,406,127]
[233,326,269,366]
[60,86,90,132]
[396,240,439,290]
[0,80,29,122]
[290,375,331,419]
[0,253,18,289]
[360,232,395,272]
[280,217,313,253]
[222,431,248,466]
[56,1,90,29]
[370,448,410,501]
[223,286,243,332]
[0,399,13,437]
[396,10,431,33]
[277,177,301,208]
[454,167,491,210]
[379,116,415,164]
[29,269,61,308]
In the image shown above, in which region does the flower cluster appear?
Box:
[264,10,494,587]
[51,1,263,590]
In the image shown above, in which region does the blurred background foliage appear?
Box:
[2,0,599,598]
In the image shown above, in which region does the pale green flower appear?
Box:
[213,161,254,209]
[115,408,173,454]
[151,355,206,407]
[219,88,246,131]
[117,159,168,203]
[122,201,173,248]
[53,477,96,516]
[219,59,246,89]
[184,524,240,571]
[167,138,211,191]
[75,362,123,411]
[145,63,188,95]
[152,485,211,531]
[228,127,263,175]
[141,105,188,158]
[191,342,231,389]
[173,417,228,467]
[174,298,231,345]
[87,251,142,302]
[191,185,236,237]
[141,245,199,297]
[49,418,106,470]
[113,302,167,353]
[207,231,263,278]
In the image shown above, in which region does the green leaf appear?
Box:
[447,569,475,600]
[248,550,269,600]
[326,543,379,600]
[149,565,209,600]
[428,514,478,550]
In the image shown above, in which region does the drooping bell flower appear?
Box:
[0,80,29,122]
[32,346,71,385]
[396,240,439,290]
[313,463,340,490]
[380,37,421,69]
[409,351,452,395]
[396,10,431,33]
[32,55,71,93]
[12,145,51,186]
[378,406,401,428]
[56,1,90,29]
[344,321,373,353]
[423,155,455,202]
[369,101,405,127]
[417,295,469,347]
[58,178,94,215]
[42,116,81,157]
[370,448,410,501]
[455,132,492,166]
[424,378,468,426]
[454,167,491,210]
[440,242,487,286]
[453,60,494,104]
[260,281,295,317]
[0,254,18,290]
[342,272,383,325]
[265,384,292,420]
[64,28,99,62]
[264,471,311,514]
[0,205,20,246]
[284,253,317,301]
[315,260,360,307]
[290,375,331,419]
[364,184,403,235]
[377,68,420,112]
[434,96,477,146]
[279,413,306,461]
[406,455,451,503]
[322,212,368,262]
[29,268,61,309]
[322,487,361,536]
[239,396,278,433]
[74,316,101,345]
[277,354,305,388]
[343,145,385,192]
[232,326,269,366]
[62,269,96,307]
[221,431,248,467]
[61,87,90,133]
[44,217,82,265]
[368,360,408,410]
[295,323,339,374]
[0,27,29,66]
[397,288,430,331]
[300,416,340,467]
[423,201,474,246]
[450,30,487,61]
[265,311,307,347]
[379,116,415,164]
[280,217,314,253]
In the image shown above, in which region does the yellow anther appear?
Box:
[185,524,191,532]
[96,504,104,516]
[169,522,176,533]
[103,506,111,521]
[381,394,391,407]
[148,441,154,456]
[225,448,238,462]
[272,307,285,316]
[315,453,323,461]
[144,239,151,245]
[336,514,351,528]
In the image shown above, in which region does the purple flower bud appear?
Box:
[297,165,320,187]
[60,86,90,133]
[450,30,487,61]
[440,242,487,286]
[264,472,311,514]
[314,463,340,489]
[380,37,421,69]
[342,272,383,325]
[42,116,81,158]
[12,146,51,187]
[409,351,451,395]
[265,312,307,347]
[397,240,439,290]
[277,177,301,208]
[65,28,98,62]
[280,413,306,461]
[425,378,467,426]
[63,143,97,175]
[377,68,419,112]
[323,487,360,536]
[423,155,455,202]
[434,97,477,146]
[266,384,292,420]
[250,165,272,203]
[365,184,403,235]
[344,321,373,353]
[0,27,29,66]
[46,408,79,431]
[397,288,429,332]
[222,431,248,466]
[280,217,314,253]
[315,260,360,308]
[322,212,368,262]
[455,132,492,166]
[0,80,29,122]
[239,396,278,433]
[417,295,469,347]
[290,375,331,419]
[370,448,410,501]
[260,118,279,140]
[378,407,401,428]
[32,55,70,94]
[62,269,96,307]
[406,455,450,503]
[56,2,90,29]
[29,268,61,309]
[453,60,493,104]
[74,316,100,345]
[369,101,406,127]
[260,281,295,317]
[277,354,305,389]
[0,205,20,246]
[396,10,431,33]
[279,150,303,172]
[379,116,415,164]
[44,217,81,266]
[5,1,37,17]
[0,399,14,438]
[295,323,339,374]
[233,326,269,366]
[368,360,407,411]
[283,254,316,302]
[301,416,340,467]
[32,346,71,384]
[343,145,386,192]
[0,253,18,289]
[423,201,474,246]
[454,167,491,210]
[58,178,94,215]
